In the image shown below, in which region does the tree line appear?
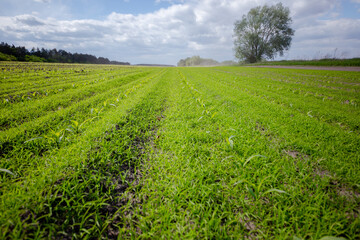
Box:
[177,56,236,67]
[0,42,130,65]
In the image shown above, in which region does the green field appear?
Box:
[1,62,359,239]
[249,58,360,67]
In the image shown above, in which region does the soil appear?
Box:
[250,65,360,72]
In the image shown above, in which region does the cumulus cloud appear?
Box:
[0,0,359,64]
[290,0,338,19]
[15,15,45,26]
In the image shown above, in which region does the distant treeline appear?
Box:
[0,42,130,65]
[177,56,236,67]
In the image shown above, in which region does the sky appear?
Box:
[0,0,359,65]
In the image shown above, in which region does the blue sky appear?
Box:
[0,0,175,19]
[340,0,360,18]
[55,0,166,17]
[67,0,175,18]
[0,0,359,64]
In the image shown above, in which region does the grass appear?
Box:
[0,62,359,239]
[248,58,360,66]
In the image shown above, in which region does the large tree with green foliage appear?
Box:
[233,3,294,63]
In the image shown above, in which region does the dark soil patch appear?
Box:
[284,150,309,160]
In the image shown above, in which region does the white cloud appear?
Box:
[0,0,359,64]
[15,14,46,26]
[289,18,360,59]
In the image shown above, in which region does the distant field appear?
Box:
[250,58,360,67]
[1,62,359,239]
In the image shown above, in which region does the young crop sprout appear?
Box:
[116,93,122,102]
[44,129,66,148]
[91,108,104,116]
[25,129,66,149]
[0,168,15,176]
[243,155,267,167]
[234,177,288,201]
[119,170,129,185]
[210,112,217,119]
[227,135,236,149]
[66,117,98,134]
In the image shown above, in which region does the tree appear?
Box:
[233,3,294,63]
[0,42,131,65]
[177,56,220,66]
[177,59,186,67]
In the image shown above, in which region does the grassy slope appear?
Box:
[1,63,359,239]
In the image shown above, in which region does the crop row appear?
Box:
[0,65,142,103]
[130,67,359,238]
[215,68,359,102]
[0,71,154,130]
[0,63,168,238]
[209,68,359,132]
[1,70,165,175]
[1,64,359,239]
[181,67,360,183]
